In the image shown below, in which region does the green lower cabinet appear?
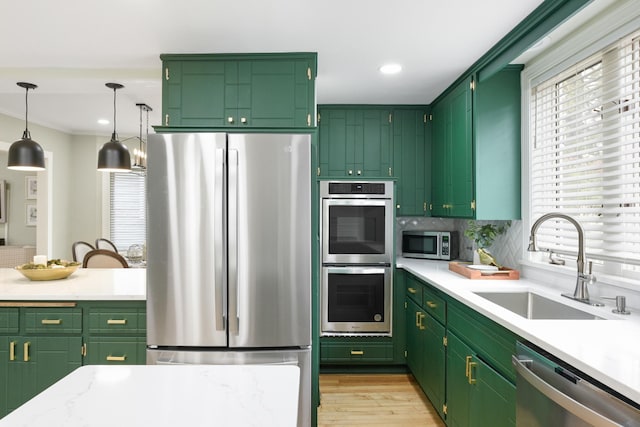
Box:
[86,337,146,365]
[5,336,82,414]
[405,298,446,419]
[446,333,472,427]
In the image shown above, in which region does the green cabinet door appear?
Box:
[0,337,10,416]
[430,77,474,218]
[86,337,146,365]
[162,54,316,129]
[6,336,82,414]
[393,108,429,216]
[469,354,516,427]
[446,333,473,427]
[447,78,474,218]
[405,298,424,383]
[422,312,446,419]
[318,106,392,178]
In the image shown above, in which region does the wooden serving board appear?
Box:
[449,262,520,280]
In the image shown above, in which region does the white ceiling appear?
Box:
[0,0,546,138]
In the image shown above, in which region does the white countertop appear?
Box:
[0,365,300,427]
[397,257,640,406]
[0,268,145,300]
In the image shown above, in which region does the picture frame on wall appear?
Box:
[25,176,37,200]
[26,204,37,226]
[0,180,6,224]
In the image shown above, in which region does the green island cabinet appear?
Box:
[403,272,517,427]
[431,65,522,219]
[160,53,317,129]
[0,301,146,418]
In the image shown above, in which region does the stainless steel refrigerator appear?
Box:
[145,133,311,427]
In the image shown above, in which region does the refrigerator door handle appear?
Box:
[214,147,225,331]
[228,148,239,335]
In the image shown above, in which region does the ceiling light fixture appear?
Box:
[97,83,131,172]
[131,103,152,173]
[8,82,46,171]
[379,63,402,75]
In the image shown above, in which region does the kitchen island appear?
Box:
[397,257,640,406]
[0,364,300,427]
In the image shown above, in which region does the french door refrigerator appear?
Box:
[145,133,311,427]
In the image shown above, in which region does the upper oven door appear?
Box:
[322,198,393,264]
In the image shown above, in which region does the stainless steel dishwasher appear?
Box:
[513,342,640,427]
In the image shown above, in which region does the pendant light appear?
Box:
[8,82,46,171]
[97,83,131,172]
[131,103,152,173]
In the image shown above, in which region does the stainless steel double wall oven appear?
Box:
[320,181,394,335]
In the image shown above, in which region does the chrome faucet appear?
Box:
[528,213,602,306]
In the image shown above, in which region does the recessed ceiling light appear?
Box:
[380,63,402,75]
[98,119,110,125]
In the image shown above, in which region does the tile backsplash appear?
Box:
[396,217,523,269]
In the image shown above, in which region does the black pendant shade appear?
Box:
[8,82,46,171]
[97,83,131,172]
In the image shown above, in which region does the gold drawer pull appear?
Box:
[419,313,426,330]
[9,341,16,361]
[106,355,127,362]
[426,301,437,309]
[468,361,477,385]
[41,319,62,325]
[24,342,30,362]
[408,287,417,294]
[350,350,364,356]
[107,319,127,325]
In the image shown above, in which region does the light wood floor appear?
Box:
[317,373,446,427]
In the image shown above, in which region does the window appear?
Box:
[530,30,640,279]
[109,172,146,253]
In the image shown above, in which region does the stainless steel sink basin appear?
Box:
[474,291,605,320]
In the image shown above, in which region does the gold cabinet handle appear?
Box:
[419,313,426,330]
[408,287,417,294]
[165,114,169,126]
[41,319,62,325]
[228,116,235,124]
[415,311,421,327]
[107,319,127,325]
[468,361,477,385]
[9,341,16,361]
[426,301,437,309]
[24,342,30,362]
[240,117,247,124]
[81,343,87,357]
[106,355,127,362]
[357,170,362,175]
[465,355,472,377]
[396,204,401,209]
[348,170,353,175]
[350,350,364,356]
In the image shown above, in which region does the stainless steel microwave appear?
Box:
[402,231,459,260]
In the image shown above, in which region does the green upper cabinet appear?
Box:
[161,53,317,129]
[318,106,393,178]
[431,76,474,218]
[392,108,430,216]
[431,66,522,219]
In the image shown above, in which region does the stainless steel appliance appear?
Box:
[513,341,640,427]
[146,133,311,427]
[402,230,459,260]
[320,180,394,336]
[321,265,392,335]
[321,181,394,264]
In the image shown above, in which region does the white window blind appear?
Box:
[110,172,146,253]
[530,29,640,279]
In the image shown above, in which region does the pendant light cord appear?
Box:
[111,86,118,141]
[23,87,31,140]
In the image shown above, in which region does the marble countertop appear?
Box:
[0,365,300,427]
[397,257,640,406]
[0,268,145,300]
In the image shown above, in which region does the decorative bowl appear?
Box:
[15,261,81,281]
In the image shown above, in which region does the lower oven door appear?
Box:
[321,266,391,336]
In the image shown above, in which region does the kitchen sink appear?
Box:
[473,291,605,320]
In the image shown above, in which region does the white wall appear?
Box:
[0,112,128,260]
